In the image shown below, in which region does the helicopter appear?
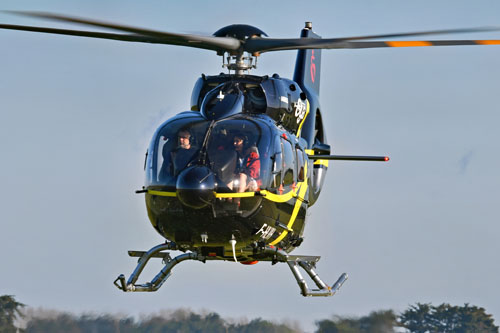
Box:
[1,11,499,297]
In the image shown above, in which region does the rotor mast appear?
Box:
[222,51,258,75]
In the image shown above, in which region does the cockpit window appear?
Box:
[145,113,274,196]
[146,118,210,187]
[206,118,272,192]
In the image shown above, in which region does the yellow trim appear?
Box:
[215,184,303,202]
[215,192,256,198]
[147,184,303,202]
[259,187,300,203]
[314,160,329,167]
[148,190,177,197]
[269,162,308,246]
[296,100,310,138]
[306,149,329,167]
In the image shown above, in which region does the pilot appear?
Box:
[159,129,198,181]
[229,133,260,193]
[172,129,198,175]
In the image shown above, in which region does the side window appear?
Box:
[296,146,305,182]
[281,138,295,186]
[271,136,282,188]
[156,136,170,177]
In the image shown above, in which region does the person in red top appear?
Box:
[231,133,260,193]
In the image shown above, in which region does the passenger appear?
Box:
[228,133,260,193]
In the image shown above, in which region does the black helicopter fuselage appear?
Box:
[143,70,328,261]
[139,26,329,262]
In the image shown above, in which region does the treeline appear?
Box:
[1,295,498,332]
[22,310,296,333]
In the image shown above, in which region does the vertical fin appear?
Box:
[293,22,322,97]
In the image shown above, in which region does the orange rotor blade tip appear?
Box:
[384,156,390,161]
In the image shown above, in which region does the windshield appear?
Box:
[146,118,210,187]
[146,116,272,192]
[206,118,272,192]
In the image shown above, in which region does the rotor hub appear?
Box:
[213,24,267,75]
[213,24,267,40]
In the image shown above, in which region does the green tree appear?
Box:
[315,318,341,333]
[315,310,397,333]
[139,311,227,332]
[229,318,297,333]
[24,308,301,333]
[399,303,498,333]
[26,313,138,333]
[0,295,25,333]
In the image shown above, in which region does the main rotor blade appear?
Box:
[244,26,500,53]
[3,11,240,52]
[327,26,500,42]
[319,39,500,50]
[3,11,499,53]
[0,23,196,46]
[245,36,500,53]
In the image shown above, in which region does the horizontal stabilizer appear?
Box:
[308,155,389,162]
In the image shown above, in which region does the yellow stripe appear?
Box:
[269,165,307,245]
[476,40,500,45]
[147,183,304,202]
[270,182,308,245]
[296,100,310,138]
[314,159,329,167]
[306,149,329,167]
[386,41,432,47]
[215,192,256,198]
[260,187,300,203]
[269,163,309,246]
[148,190,177,197]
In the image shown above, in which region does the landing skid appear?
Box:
[286,255,348,297]
[113,242,348,297]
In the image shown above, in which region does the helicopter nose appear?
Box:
[176,165,216,209]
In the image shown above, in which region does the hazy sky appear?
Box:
[1,1,499,331]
